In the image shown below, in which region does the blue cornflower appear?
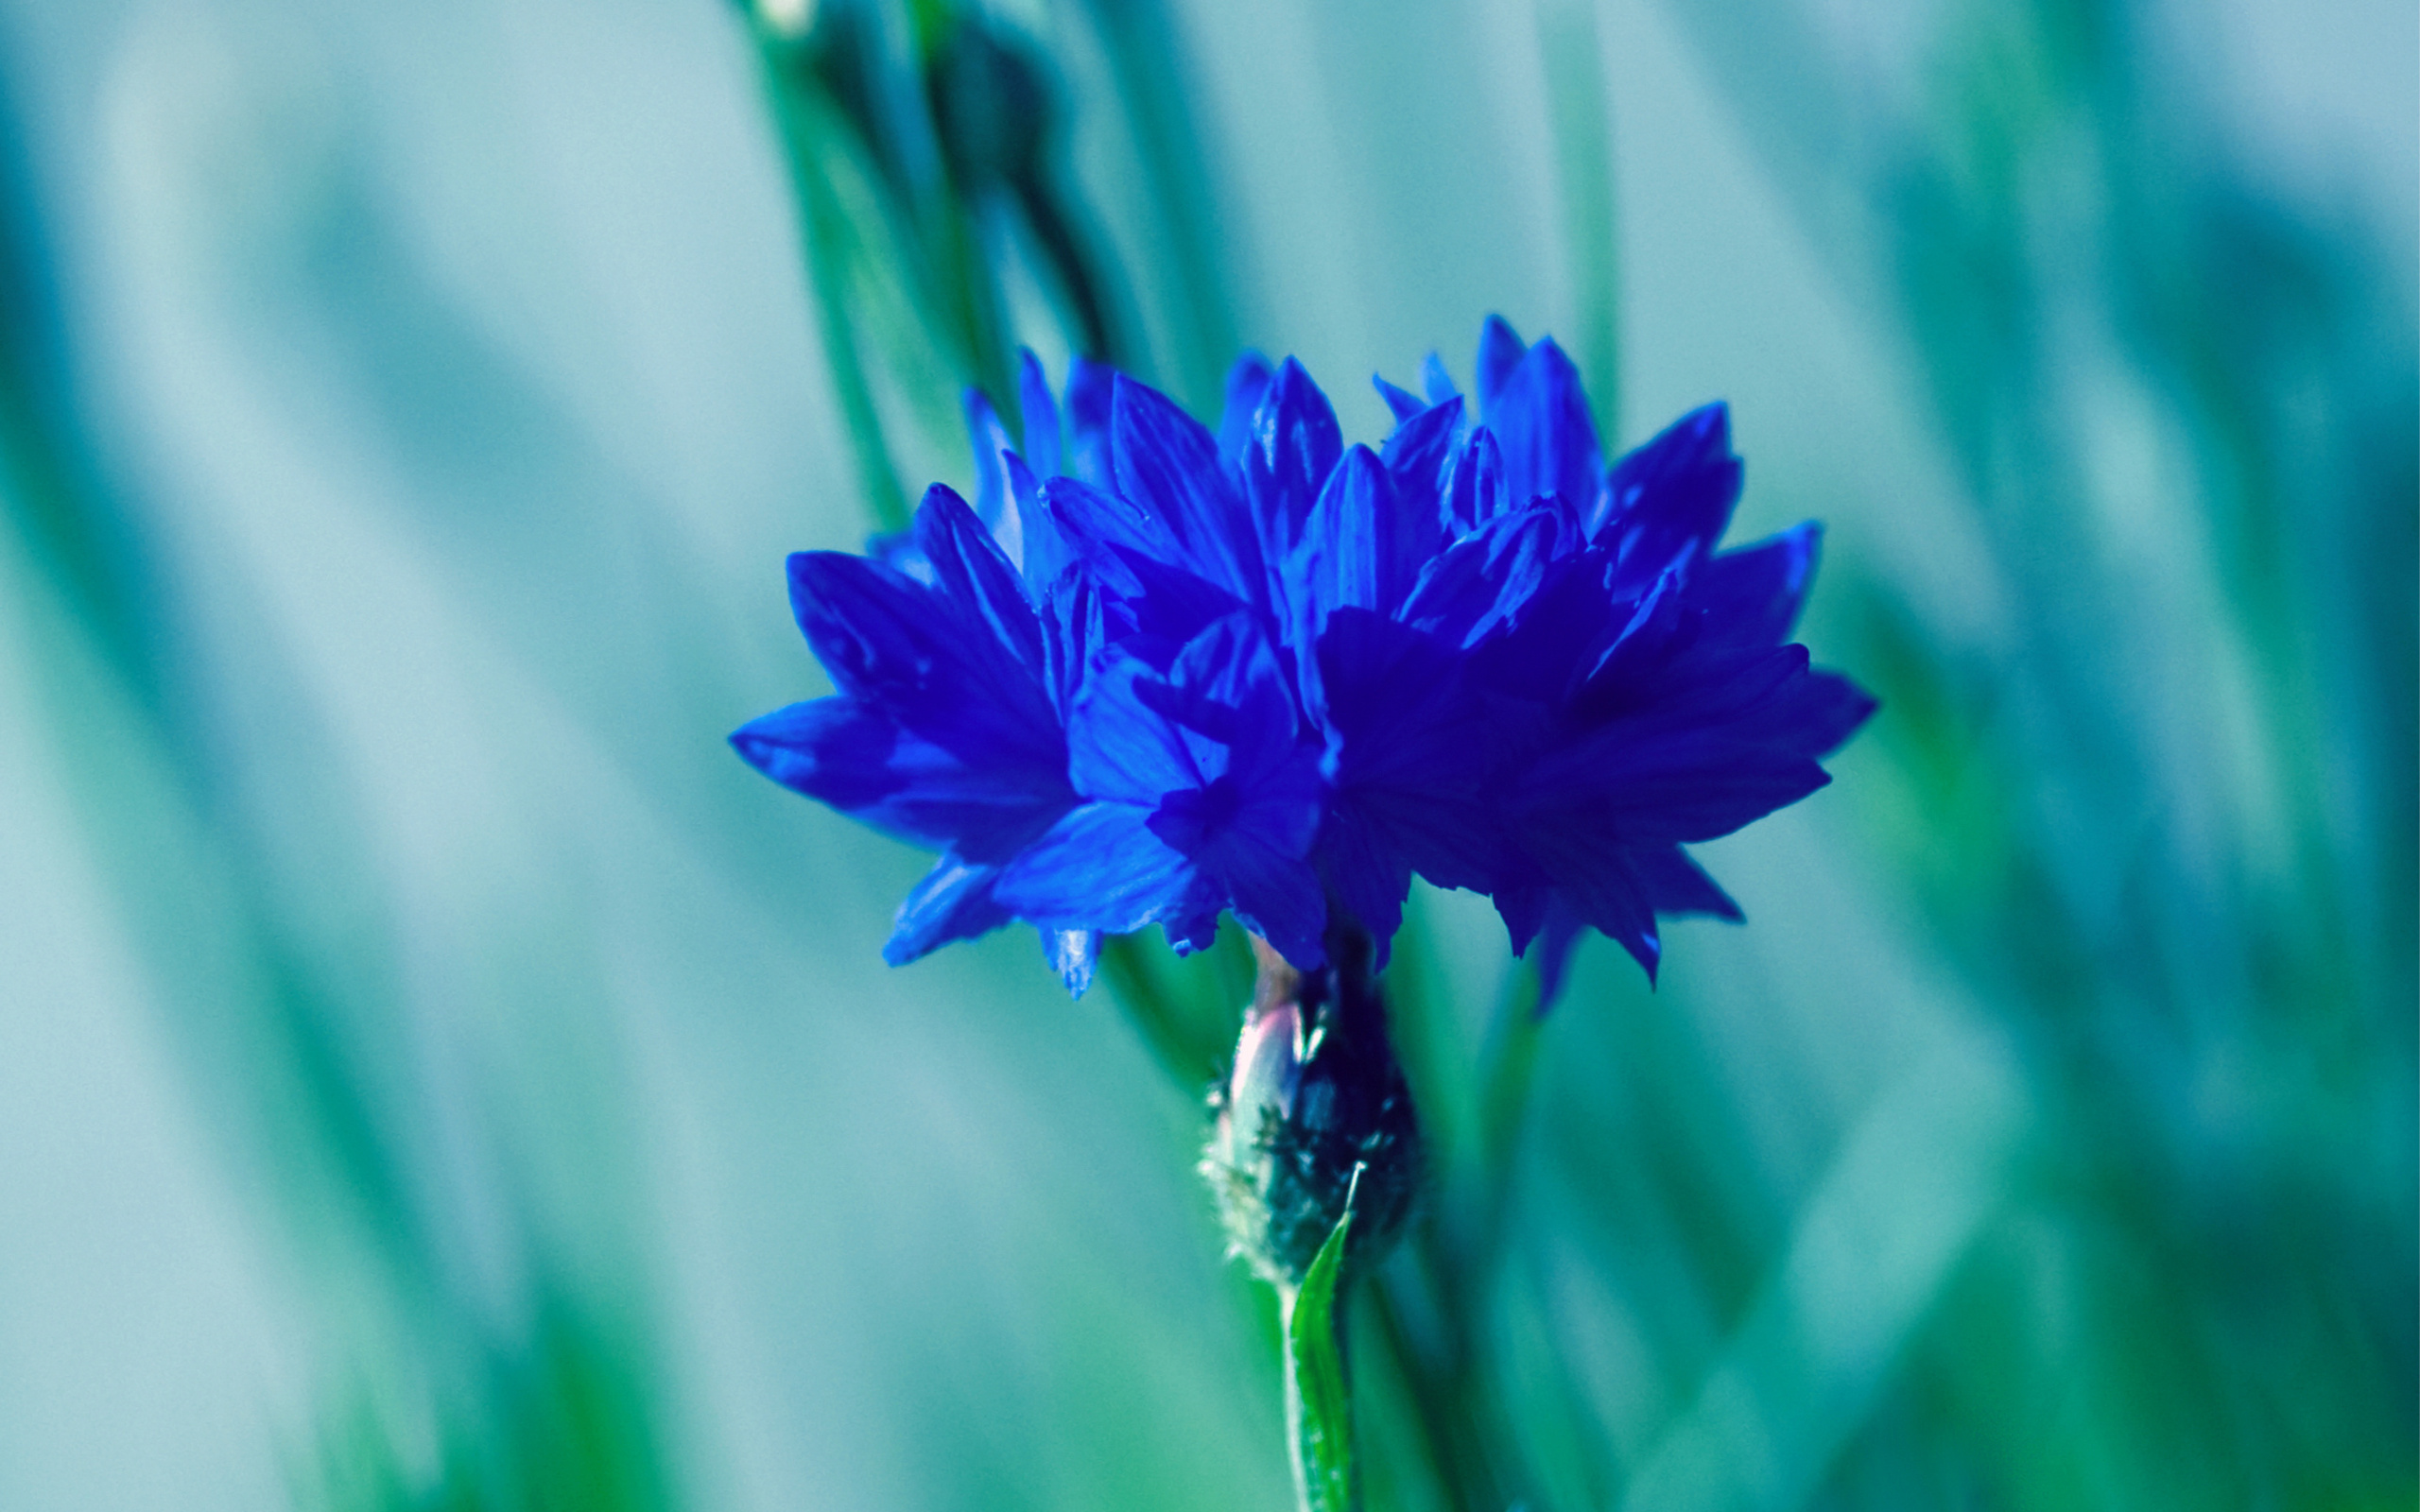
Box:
[735,319,1873,1005]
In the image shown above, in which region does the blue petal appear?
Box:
[1768,667,1879,757]
[785,548,1061,770]
[1633,846,1743,919]
[1066,651,1213,804]
[1595,403,1742,586]
[1043,926,1098,995]
[1374,375,1426,424]
[1205,816,1327,970]
[1474,314,1527,421]
[1444,424,1509,531]
[1490,336,1602,514]
[1692,522,1822,646]
[1379,399,1468,541]
[1218,351,1276,465]
[1420,352,1460,404]
[730,698,1067,858]
[1243,357,1343,563]
[1319,803,1412,962]
[962,388,1021,565]
[1111,375,1265,602]
[1132,615,1310,801]
[1291,444,1405,623]
[1017,350,1063,478]
[886,852,1016,965]
[1526,900,1588,1010]
[1007,452,1071,586]
[994,800,1217,934]
[1065,354,1116,486]
[912,484,1044,673]
[1400,502,1578,649]
[1514,725,1831,847]
[1313,609,1502,893]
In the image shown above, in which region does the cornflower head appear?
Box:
[733,318,1874,1007]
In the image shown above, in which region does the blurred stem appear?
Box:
[1097,934,1221,1090]
[1359,961,1547,1512]
[753,27,911,534]
[1062,0,1238,404]
[1010,168,1129,366]
[1537,0,1622,441]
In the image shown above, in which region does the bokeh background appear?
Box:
[2,0,2412,1507]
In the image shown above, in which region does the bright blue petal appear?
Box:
[1400,502,1578,649]
[962,388,1022,564]
[913,484,1044,671]
[1111,375,1265,601]
[1291,444,1407,623]
[1444,424,1509,531]
[994,800,1215,934]
[1043,926,1098,995]
[1243,357,1343,563]
[1017,350,1063,478]
[785,548,1061,773]
[1066,650,1212,804]
[1474,314,1526,420]
[1065,354,1116,485]
[1420,352,1460,404]
[1218,351,1275,465]
[1374,375,1426,423]
[886,852,1016,965]
[1490,337,1602,514]
[730,698,1067,858]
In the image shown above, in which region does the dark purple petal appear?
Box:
[1527,901,1589,1011]
[1515,726,1832,847]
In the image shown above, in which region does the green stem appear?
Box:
[1097,934,1221,1089]
[1280,1283,1355,1512]
[754,32,911,534]
[1536,0,1622,442]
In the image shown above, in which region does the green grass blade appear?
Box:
[1286,1193,1358,1512]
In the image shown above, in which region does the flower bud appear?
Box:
[1202,928,1422,1288]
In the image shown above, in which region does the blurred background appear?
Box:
[1,0,2411,1507]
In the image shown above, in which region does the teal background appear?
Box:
[0,0,2411,1507]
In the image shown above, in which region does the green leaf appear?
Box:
[1285,1188,1358,1512]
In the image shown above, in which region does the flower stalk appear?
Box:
[1203,923,1420,1512]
